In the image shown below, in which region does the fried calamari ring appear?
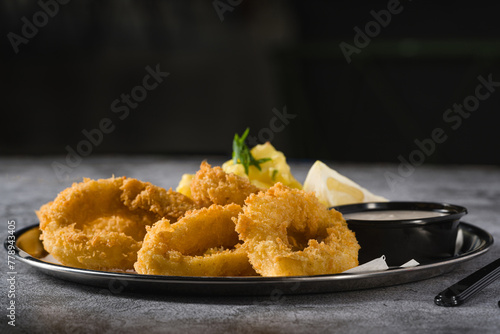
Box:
[235,183,360,276]
[190,162,261,207]
[121,178,198,223]
[134,204,256,276]
[38,177,196,271]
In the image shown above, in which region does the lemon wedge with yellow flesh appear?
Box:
[303,160,387,206]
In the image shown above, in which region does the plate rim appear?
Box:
[6,222,494,288]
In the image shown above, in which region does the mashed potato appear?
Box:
[176,142,301,197]
[222,142,301,189]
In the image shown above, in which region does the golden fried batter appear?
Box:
[134,204,256,276]
[120,178,198,223]
[235,183,360,276]
[38,177,195,271]
[190,161,261,207]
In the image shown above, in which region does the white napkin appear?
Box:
[342,255,389,273]
[342,255,419,273]
[400,259,420,268]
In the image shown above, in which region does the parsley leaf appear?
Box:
[232,128,271,175]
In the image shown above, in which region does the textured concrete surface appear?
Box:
[1,156,499,334]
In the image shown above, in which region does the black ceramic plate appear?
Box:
[5,223,493,296]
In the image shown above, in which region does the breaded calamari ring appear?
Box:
[235,183,360,276]
[190,161,261,207]
[38,177,194,271]
[120,177,198,222]
[135,204,256,276]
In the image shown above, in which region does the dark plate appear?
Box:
[5,222,493,296]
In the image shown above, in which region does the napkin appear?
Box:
[342,255,419,273]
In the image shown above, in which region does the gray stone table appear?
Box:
[1,156,499,333]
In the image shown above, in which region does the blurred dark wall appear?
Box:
[2,0,500,164]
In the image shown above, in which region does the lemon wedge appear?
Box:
[303,160,387,206]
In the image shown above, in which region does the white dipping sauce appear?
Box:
[344,210,448,221]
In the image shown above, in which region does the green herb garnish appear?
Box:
[232,128,271,175]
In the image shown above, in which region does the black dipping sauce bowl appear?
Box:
[333,202,468,266]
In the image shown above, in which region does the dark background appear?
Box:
[2,0,500,164]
